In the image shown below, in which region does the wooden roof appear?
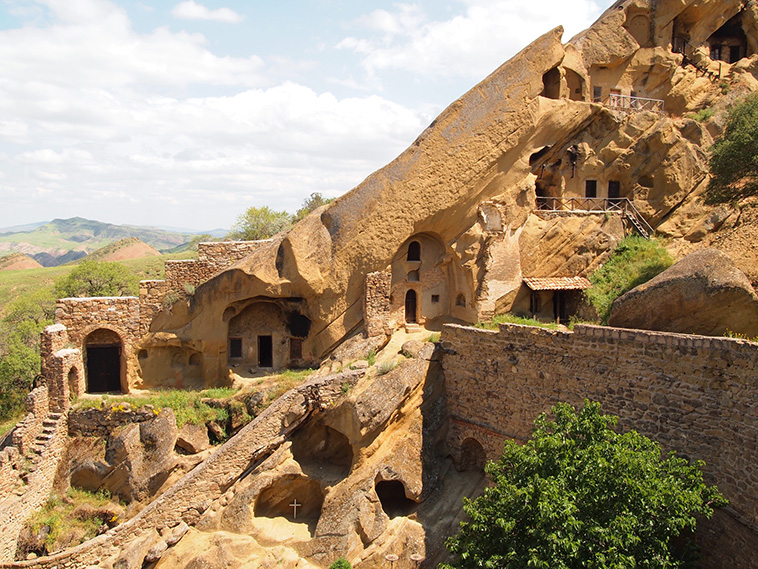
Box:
[522,276,592,291]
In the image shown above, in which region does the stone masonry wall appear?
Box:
[11,386,48,456]
[164,260,214,293]
[138,280,168,336]
[442,323,758,568]
[197,241,269,265]
[364,271,392,337]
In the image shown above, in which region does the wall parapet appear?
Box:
[441,322,758,568]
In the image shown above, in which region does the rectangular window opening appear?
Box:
[585,180,597,198]
[229,337,242,359]
[290,338,303,360]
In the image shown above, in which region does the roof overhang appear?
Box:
[522,276,592,291]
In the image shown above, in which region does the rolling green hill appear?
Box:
[0,217,198,266]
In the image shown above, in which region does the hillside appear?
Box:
[84,238,161,263]
[0,253,42,271]
[0,218,198,266]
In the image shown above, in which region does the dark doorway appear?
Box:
[86,346,121,393]
[405,290,417,323]
[407,241,421,261]
[553,291,568,323]
[258,335,273,368]
[730,45,742,63]
[608,180,621,207]
[585,180,597,198]
[375,480,416,519]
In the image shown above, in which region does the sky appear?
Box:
[0,0,609,233]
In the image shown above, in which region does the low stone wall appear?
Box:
[164,260,215,293]
[0,447,21,503]
[197,241,269,265]
[11,387,48,456]
[442,323,758,568]
[68,405,160,438]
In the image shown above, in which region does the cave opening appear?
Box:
[375,479,417,519]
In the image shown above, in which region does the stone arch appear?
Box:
[457,437,487,472]
[541,66,561,99]
[374,477,417,519]
[624,13,651,47]
[83,328,125,393]
[456,294,466,308]
[67,366,82,400]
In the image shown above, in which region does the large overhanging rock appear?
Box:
[608,248,758,336]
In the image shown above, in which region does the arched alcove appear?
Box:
[407,270,420,282]
[291,423,353,481]
[405,290,417,323]
[541,67,561,99]
[67,366,81,400]
[84,329,123,393]
[457,438,487,472]
[254,475,324,527]
[375,479,417,519]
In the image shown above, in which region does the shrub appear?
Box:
[585,236,672,323]
[329,558,352,569]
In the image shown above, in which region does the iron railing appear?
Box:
[535,197,654,238]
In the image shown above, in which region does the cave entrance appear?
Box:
[457,438,487,472]
[708,12,750,63]
[254,475,324,533]
[84,329,123,393]
[375,479,417,519]
[258,335,273,368]
[291,423,353,481]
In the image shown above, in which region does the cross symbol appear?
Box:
[289,499,301,519]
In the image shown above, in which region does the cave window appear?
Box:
[711,45,722,61]
[456,294,466,307]
[258,335,273,368]
[138,349,148,360]
[541,67,561,100]
[407,270,420,282]
[431,294,440,304]
[407,241,421,262]
[585,180,597,198]
[189,353,201,366]
[171,352,184,369]
[608,180,621,205]
[375,480,416,519]
[593,86,602,102]
[290,338,303,360]
[229,337,242,359]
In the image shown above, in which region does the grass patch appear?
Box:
[476,313,565,331]
[376,362,397,376]
[263,368,316,403]
[0,412,23,439]
[725,330,758,343]
[366,349,376,367]
[27,488,119,554]
[75,387,237,428]
[427,332,441,343]
[585,235,673,323]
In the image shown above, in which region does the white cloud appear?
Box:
[339,0,605,80]
[171,1,244,24]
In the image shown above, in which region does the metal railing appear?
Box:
[535,197,654,238]
[606,94,665,113]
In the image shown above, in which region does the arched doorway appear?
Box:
[84,329,123,393]
[405,290,417,323]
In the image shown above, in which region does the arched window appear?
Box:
[407,270,419,282]
[456,294,466,307]
[407,241,421,261]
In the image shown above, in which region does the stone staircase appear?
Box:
[17,412,64,488]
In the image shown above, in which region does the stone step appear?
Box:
[48,413,63,420]
[405,323,422,333]
[42,419,58,428]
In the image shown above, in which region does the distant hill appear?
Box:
[0,217,199,266]
[0,252,43,271]
[84,238,161,263]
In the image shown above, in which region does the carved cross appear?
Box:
[289,499,301,519]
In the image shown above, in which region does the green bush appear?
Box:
[54,260,138,298]
[707,92,758,203]
[585,236,672,323]
[329,558,352,569]
[442,401,726,569]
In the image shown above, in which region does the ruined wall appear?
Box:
[364,271,392,337]
[138,280,168,335]
[164,260,214,292]
[442,322,758,568]
[197,241,269,266]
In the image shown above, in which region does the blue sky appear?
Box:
[0,0,608,232]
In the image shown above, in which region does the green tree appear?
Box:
[706,92,758,203]
[294,192,333,221]
[443,401,726,569]
[0,289,55,422]
[54,260,138,298]
[227,206,293,240]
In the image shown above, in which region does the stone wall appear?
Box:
[138,280,168,335]
[11,386,48,456]
[164,260,215,293]
[442,322,758,568]
[364,271,392,337]
[197,241,269,266]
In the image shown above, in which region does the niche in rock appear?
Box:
[375,478,417,519]
[290,423,353,481]
[254,475,324,526]
[456,437,487,472]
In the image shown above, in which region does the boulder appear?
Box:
[176,423,210,454]
[608,248,758,337]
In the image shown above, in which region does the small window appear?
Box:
[585,180,597,198]
[431,294,440,303]
[171,352,184,369]
[608,180,621,200]
[138,349,148,360]
[407,241,421,262]
[290,338,303,360]
[408,270,419,282]
[229,337,242,359]
[592,86,602,102]
[456,294,466,307]
[189,353,201,366]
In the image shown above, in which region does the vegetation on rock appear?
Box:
[442,401,727,569]
[707,92,758,204]
[227,192,333,240]
[585,236,673,323]
[54,260,139,298]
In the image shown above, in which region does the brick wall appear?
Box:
[442,323,758,568]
